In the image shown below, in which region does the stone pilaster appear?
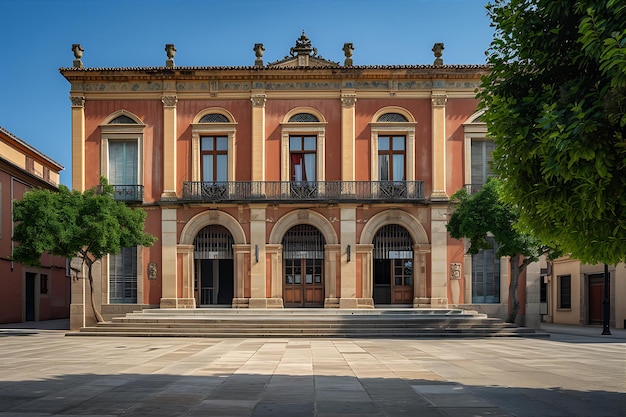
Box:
[431,92,448,201]
[70,96,85,192]
[161,95,178,200]
[430,204,449,307]
[341,91,357,182]
[251,93,266,182]
[249,205,267,301]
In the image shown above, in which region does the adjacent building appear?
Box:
[0,126,69,324]
[61,34,542,329]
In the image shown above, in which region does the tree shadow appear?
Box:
[0,370,623,416]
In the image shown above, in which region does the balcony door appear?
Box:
[109,140,139,200]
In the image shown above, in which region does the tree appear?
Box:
[447,179,553,323]
[479,0,626,264]
[12,179,156,322]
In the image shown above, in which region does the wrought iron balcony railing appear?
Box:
[182,181,425,203]
[110,185,144,202]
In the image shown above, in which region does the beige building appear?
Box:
[547,257,625,329]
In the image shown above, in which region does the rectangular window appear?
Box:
[470,139,496,192]
[289,135,316,182]
[558,274,572,309]
[471,236,500,303]
[378,135,405,182]
[201,136,228,182]
[109,140,138,185]
[109,246,137,304]
[40,274,49,294]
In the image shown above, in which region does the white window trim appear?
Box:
[463,110,488,186]
[280,123,327,182]
[191,123,237,182]
[370,123,416,181]
[100,113,145,186]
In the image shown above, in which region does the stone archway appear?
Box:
[360,210,430,304]
[178,211,247,306]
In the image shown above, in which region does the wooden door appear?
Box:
[391,259,413,303]
[284,258,323,307]
[588,274,606,325]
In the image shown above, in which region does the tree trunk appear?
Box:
[85,257,105,323]
[505,254,521,323]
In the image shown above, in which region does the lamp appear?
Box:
[346,244,351,262]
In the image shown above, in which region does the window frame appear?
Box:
[370,108,416,181]
[100,111,145,188]
[281,108,326,182]
[377,135,407,182]
[108,246,139,304]
[200,135,229,182]
[558,274,572,310]
[191,109,237,182]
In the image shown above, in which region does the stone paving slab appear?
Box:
[0,328,624,416]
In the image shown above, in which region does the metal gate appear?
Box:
[373,224,414,304]
[193,225,234,305]
[283,224,325,307]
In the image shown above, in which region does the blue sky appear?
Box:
[1,0,493,186]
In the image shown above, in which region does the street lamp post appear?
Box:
[602,263,611,335]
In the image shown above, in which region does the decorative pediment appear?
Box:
[267,31,340,68]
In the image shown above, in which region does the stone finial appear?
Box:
[432,43,444,66]
[71,44,84,68]
[165,43,176,68]
[343,43,354,67]
[253,43,265,67]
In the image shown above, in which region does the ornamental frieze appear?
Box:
[72,79,480,94]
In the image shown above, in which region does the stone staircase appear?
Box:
[68,308,548,338]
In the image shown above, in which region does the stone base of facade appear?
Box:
[413,297,449,308]
[70,303,91,330]
[339,298,374,309]
[248,298,285,309]
[324,297,340,308]
[159,298,196,309]
[232,298,249,308]
[101,304,152,321]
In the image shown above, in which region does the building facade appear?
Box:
[0,126,69,324]
[546,258,625,329]
[62,35,538,329]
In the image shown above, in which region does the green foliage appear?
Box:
[12,178,156,266]
[447,179,549,261]
[479,0,626,264]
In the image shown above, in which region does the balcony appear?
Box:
[182,181,425,204]
[110,185,144,203]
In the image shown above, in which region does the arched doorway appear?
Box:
[373,224,414,305]
[193,225,234,305]
[282,224,325,307]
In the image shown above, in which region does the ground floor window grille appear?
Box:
[471,236,500,303]
[109,246,137,303]
[558,274,572,309]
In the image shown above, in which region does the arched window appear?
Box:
[370,107,416,182]
[281,108,327,182]
[376,113,409,123]
[288,113,320,123]
[191,109,237,182]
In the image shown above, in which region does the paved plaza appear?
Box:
[0,321,624,417]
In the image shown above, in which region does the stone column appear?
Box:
[249,205,272,308]
[266,244,283,302]
[340,206,367,308]
[160,207,193,308]
[431,92,448,201]
[413,244,431,307]
[232,244,250,308]
[341,91,357,182]
[251,93,266,182]
[324,244,340,308]
[161,95,178,200]
[430,204,449,307]
[357,244,374,300]
[70,96,86,192]
[178,244,195,301]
